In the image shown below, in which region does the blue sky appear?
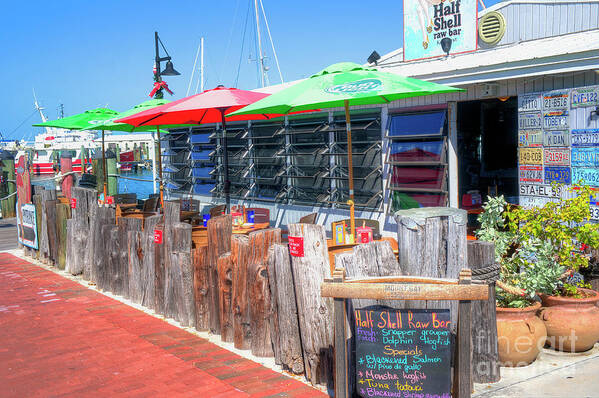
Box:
[2,0,501,140]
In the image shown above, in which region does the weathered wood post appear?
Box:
[65,187,95,275]
[266,244,304,374]
[288,223,334,387]
[0,150,16,218]
[394,207,467,333]
[92,151,105,194]
[55,202,71,270]
[60,152,73,201]
[468,240,500,383]
[207,215,232,334]
[106,149,117,197]
[217,252,234,342]
[40,189,57,264]
[116,217,142,298]
[141,214,162,309]
[232,234,251,348]
[92,207,116,285]
[193,243,210,331]
[248,228,281,357]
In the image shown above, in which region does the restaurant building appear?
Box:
[165,0,599,235]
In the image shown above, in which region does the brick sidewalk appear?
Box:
[0,253,327,398]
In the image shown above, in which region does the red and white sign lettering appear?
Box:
[105,196,114,205]
[288,236,304,257]
[153,229,163,244]
[70,198,77,209]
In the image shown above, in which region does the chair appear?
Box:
[246,207,270,224]
[113,193,137,204]
[209,204,226,218]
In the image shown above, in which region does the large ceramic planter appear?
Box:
[496,302,547,367]
[540,288,599,352]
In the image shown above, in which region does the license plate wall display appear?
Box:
[518,93,542,112]
[519,195,558,209]
[572,168,599,187]
[544,130,570,147]
[519,183,566,199]
[518,147,543,165]
[544,166,571,184]
[543,110,569,130]
[519,165,543,183]
[571,86,599,109]
[519,130,543,147]
[518,112,542,130]
[590,205,599,221]
[543,148,570,166]
[572,147,599,167]
[543,90,570,111]
[571,129,599,147]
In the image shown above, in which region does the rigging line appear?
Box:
[220,0,242,76]
[7,108,38,139]
[259,0,284,84]
[187,40,202,96]
[234,0,252,87]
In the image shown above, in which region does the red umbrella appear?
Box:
[115,86,287,211]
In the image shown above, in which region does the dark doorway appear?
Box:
[457,97,518,208]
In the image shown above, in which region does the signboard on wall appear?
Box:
[403,0,478,61]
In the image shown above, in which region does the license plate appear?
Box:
[544,148,570,166]
[518,112,542,130]
[519,147,543,165]
[572,129,599,147]
[543,111,569,130]
[572,147,599,167]
[544,166,571,184]
[543,130,570,147]
[518,93,542,112]
[573,167,599,187]
[519,195,558,209]
[519,165,543,183]
[543,90,570,111]
[518,130,543,147]
[519,183,565,199]
[571,86,599,108]
[590,205,599,221]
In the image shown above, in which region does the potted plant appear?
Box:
[476,196,547,367]
[505,185,599,352]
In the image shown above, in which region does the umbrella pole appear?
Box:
[102,130,107,204]
[220,109,231,213]
[157,126,164,209]
[344,100,356,241]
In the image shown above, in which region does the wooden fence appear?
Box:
[22,185,499,393]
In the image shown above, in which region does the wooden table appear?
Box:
[326,237,399,275]
[232,222,270,235]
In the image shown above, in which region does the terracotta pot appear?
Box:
[540,288,599,352]
[496,302,547,367]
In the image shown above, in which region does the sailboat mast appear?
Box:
[200,37,204,92]
[254,0,265,88]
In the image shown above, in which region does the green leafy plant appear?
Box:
[476,184,599,307]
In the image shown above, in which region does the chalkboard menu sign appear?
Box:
[355,308,451,398]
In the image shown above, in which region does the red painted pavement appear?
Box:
[0,253,327,398]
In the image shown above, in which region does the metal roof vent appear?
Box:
[479,11,506,45]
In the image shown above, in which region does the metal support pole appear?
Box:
[344,100,356,241]
[220,109,231,213]
[102,130,107,204]
[157,126,164,208]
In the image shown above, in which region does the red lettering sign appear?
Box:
[288,236,304,257]
[153,230,163,244]
[70,198,77,209]
[105,196,114,205]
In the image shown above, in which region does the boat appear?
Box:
[15,95,100,175]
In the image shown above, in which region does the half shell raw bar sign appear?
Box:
[355,308,451,398]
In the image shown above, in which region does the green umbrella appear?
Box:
[80,99,170,133]
[33,107,118,130]
[231,62,463,239]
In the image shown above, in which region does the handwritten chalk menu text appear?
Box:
[355,308,451,398]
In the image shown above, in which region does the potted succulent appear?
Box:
[505,185,599,353]
[476,196,547,367]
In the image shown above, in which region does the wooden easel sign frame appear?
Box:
[321,268,488,398]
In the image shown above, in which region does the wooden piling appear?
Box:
[55,203,71,270]
[288,223,334,387]
[266,243,304,374]
[468,240,501,383]
[193,244,210,331]
[207,215,232,334]
[217,252,234,342]
[231,234,251,349]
